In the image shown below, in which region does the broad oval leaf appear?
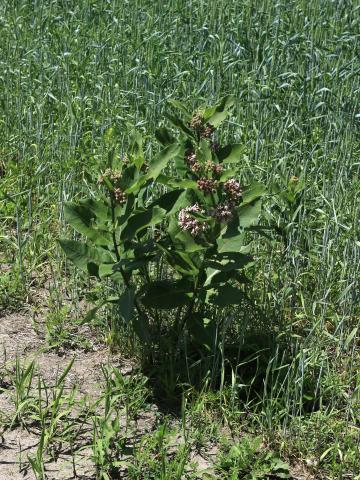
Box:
[242,182,266,205]
[217,144,242,164]
[237,199,262,229]
[121,206,166,241]
[64,202,111,245]
[139,280,192,310]
[206,284,245,307]
[205,252,252,272]
[58,239,115,277]
[203,95,235,127]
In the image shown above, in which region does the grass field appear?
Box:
[0,0,359,478]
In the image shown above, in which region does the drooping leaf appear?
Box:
[187,314,216,351]
[98,263,115,278]
[129,131,144,170]
[81,296,120,324]
[157,243,200,276]
[242,182,266,205]
[64,202,111,245]
[148,143,182,180]
[165,113,194,137]
[121,206,166,240]
[155,126,175,146]
[204,269,226,287]
[167,99,192,120]
[113,255,156,272]
[237,199,262,229]
[58,239,114,276]
[206,284,245,307]
[173,228,208,252]
[206,252,252,271]
[132,313,151,343]
[217,144,242,164]
[217,233,247,253]
[220,168,238,182]
[139,280,191,309]
[118,287,135,323]
[157,175,197,190]
[80,198,112,223]
[150,189,186,214]
[203,95,235,127]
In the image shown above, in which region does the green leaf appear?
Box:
[167,99,192,120]
[118,287,135,323]
[206,285,245,307]
[139,280,191,310]
[242,182,266,205]
[217,233,247,253]
[148,143,182,179]
[155,127,175,145]
[165,113,194,137]
[187,314,216,351]
[127,144,182,193]
[81,295,120,324]
[206,252,252,271]
[98,263,115,278]
[113,255,156,272]
[203,95,235,127]
[344,327,358,351]
[58,239,114,276]
[237,199,262,229]
[121,206,166,240]
[157,243,200,276]
[129,131,144,170]
[150,189,186,214]
[173,229,208,252]
[204,269,232,287]
[220,168,238,182]
[81,198,112,223]
[157,175,197,190]
[217,144,242,164]
[64,202,111,245]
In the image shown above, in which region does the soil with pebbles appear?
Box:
[0,310,134,479]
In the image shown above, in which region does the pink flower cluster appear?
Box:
[98,168,122,185]
[205,160,223,176]
[114,187,127,204]
[185,151,197,167]
[178,204,207,236]
[200,124,215,139]
[224,179,243,201]
[213,203,234,222]
[197,177,218,194]
[185,151,202,173]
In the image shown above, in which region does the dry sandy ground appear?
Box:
[0,311,129,479]
[0,310,313,480]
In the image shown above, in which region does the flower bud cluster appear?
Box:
[185,150,197,166]
[114,187,127,204]
[98,168,122,185]
[200,124,215,139]
[189,113,203,129]
[210,142,220,153]
[205,160,223,176]
[178,204,207,236]
[197,178,218,194]
[213,203,234,222]
[224,179,243,201]
[98,168,127,205]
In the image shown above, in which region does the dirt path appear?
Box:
[0,311,128,479]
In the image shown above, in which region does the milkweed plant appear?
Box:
[59,97,268,361]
